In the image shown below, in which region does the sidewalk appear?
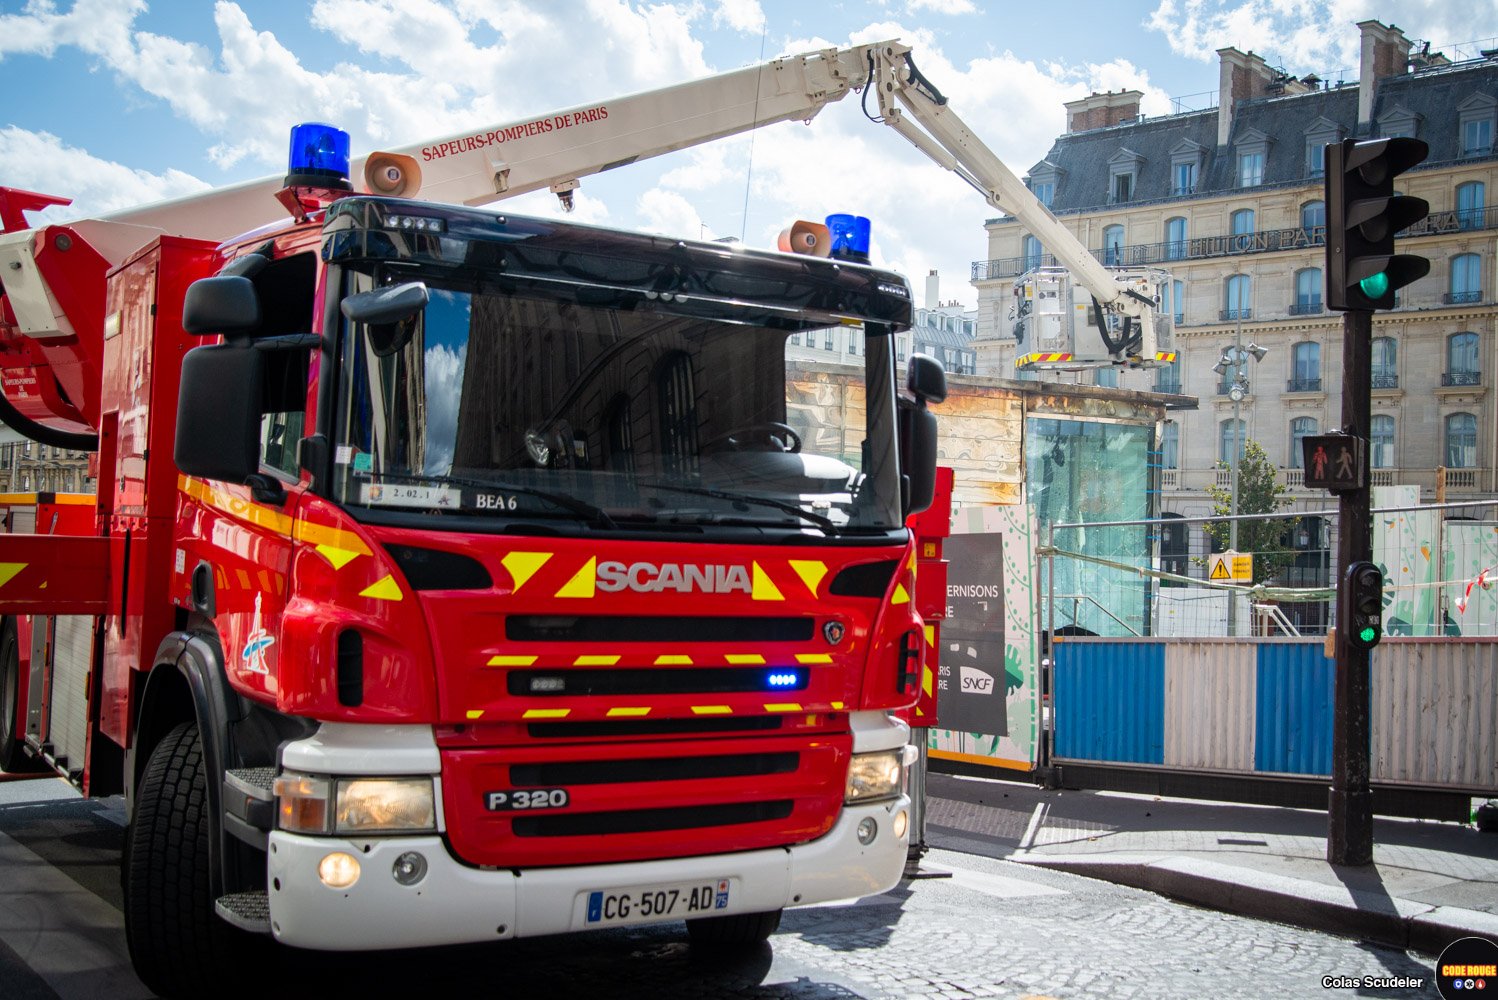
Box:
[922,770,1498,955]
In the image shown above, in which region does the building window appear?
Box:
[1372,337,1398,388]
[1031,181,1054,207]
[823,329,835,350]
[1237,151,1265,187]
[656,352,698,477]
[1154,357,1181,394]
[1447,331,1480,386]
[1219,418,1245,466]
[1450,254,1482,304]
[1457,181,1485,231]
[1230,209,1255,251]
[1458,94,1496,157]
[1160,512,1188,582]
[1306,141,1326,177]
[1171,279,1184,324]
[1301,200,1325,232]
[1223,274,1251,321]
[1111,171,1134,204]
[789,332,801,347]
[1172,161,1197,196]
[1096,367,1119,388]
[1164,217,1187,260]
[848,335,859,356]
[1292,268,1322,314]
[1160,421,1179,469]
[1023,234,1043,270]
[1290,417,1318,468]
[1102,225,1124,266]
[1291,341,1321,392]
[1445,412,1478,468]
[1370,415,1395,469]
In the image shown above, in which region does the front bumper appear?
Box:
[265,793,910,950]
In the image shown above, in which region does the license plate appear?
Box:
[585,878,731,925]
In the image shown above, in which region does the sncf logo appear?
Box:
[595,561,752,594]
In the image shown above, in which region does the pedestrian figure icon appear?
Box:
[1302,433,1363,491]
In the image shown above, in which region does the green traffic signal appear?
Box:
[1359,626,1378,644]
[1358,271,1389,299]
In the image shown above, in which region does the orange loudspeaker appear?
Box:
[362,152,423,198]
[777,220,831,257]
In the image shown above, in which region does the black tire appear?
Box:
[0,618,40,773]
[124,721,255,998]
[686,908,783,949]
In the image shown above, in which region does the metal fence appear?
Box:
[1040,499,1498,640]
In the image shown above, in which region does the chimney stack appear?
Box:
[1063,90,1144,133]
[1217,48,1276,146]
[925,269,939,311]
[1358,20,1411,127]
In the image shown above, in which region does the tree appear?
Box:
[1205,439,1296,585]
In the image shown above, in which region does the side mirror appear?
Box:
[175,342,263,483]
[907,353,947,404]
[342,282,429,357]
[182,276,261,336]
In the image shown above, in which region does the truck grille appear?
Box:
[506,615,812,643]
[513,801,794,838]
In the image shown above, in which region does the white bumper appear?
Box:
[264,716,911,951]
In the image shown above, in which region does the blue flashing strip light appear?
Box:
[288,122,351,180]
[824,213,871,260]
[765,669,806,690]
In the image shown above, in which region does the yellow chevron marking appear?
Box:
[179,475,294,538]
[575,655,620,666]
[556,557,597,598]
[522,709,571,720]
[315,544,362,570]
[607,707,651,717]
[795,654,833,664]
[466,710,485,720]
[691,705,732,715]
[293,519,371,555]
[924,624,936,645]
[359,575,404,601]
[487,655,538,667]
[502,551,553,593]
[655,655,693,665]
[236,569,252,590]
[789,559,827,597]
[892,582,910,604]
[831,702,845,710]
[764,703,803,712]
[922,665,935,698]
[751,562,784,601]
[0,563,25,588]
[725,654,765,665]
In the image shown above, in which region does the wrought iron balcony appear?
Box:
[1219,308,1252,322]
[1288,300,1323,315]
[1444,290,1483,305]
[1371,373,1399,389]
[1442,371,1482,387]
[1286,377,1322,393]
[1153,378,1182,394]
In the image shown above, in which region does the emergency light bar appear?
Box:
[286,122,352,190]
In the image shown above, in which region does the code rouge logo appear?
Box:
[1437,936,1498,998]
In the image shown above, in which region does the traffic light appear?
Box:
[1325,138,1430,311]
[1339,561,1384,651]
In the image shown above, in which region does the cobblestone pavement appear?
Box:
[0,778,1447,999]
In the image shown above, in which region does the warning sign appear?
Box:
[1208,550,1252,582]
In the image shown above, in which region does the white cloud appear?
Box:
[713,0,766,34]
[906,0,978,14]
[1145,0,1498,76]
[0,126,210,222]
[636,187,716,238]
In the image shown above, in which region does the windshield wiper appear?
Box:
[634,480,837,532]
[362,470,617,529]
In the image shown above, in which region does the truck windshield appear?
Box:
[330,272,903,534]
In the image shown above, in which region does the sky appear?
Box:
[2,0,1495,309]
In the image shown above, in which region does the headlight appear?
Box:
[275,773,436,835]
[336,777,436,834]
[845,750,903,804]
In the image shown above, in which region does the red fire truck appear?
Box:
[0,41,1164,997]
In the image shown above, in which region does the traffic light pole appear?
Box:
[1329,308,1374,866]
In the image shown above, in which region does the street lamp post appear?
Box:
[1213,329,1268,635]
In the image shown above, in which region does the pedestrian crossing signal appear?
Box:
[1302,433,1363,492]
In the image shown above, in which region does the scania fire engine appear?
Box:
[0,40,1171,997]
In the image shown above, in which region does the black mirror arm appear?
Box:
[253,334,324,352]
[246,473,288,506]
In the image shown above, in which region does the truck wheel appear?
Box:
[124,721,256,998]
[686,908,783,949]
[0,619,39,773]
